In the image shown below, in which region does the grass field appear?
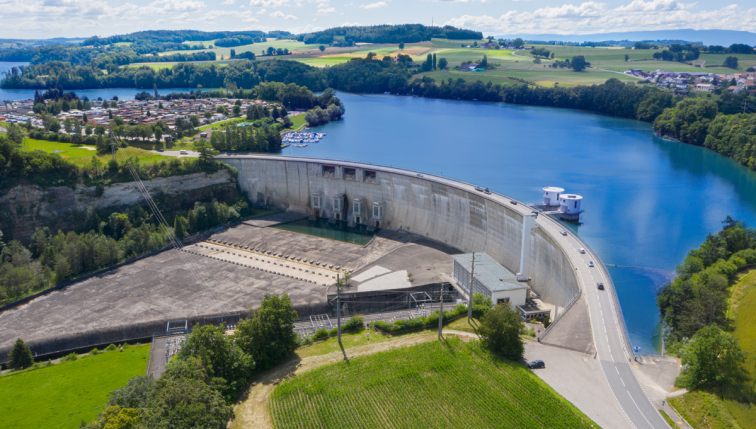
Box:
[269,337,598,429]
[669,390,743,429]
[0,345,150,429]
[23,138,172,166]
[166,39,311,61]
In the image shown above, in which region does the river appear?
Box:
[281,93,756,354]
[4,61,756,353]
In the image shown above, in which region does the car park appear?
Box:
[597,282,604,290]
[527,360,545,369]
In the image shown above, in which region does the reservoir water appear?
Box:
[281,93,756,354]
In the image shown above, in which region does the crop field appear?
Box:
[269,337,598,429]
[23,138,173,165]
[0,344,150,429]
[167,38,311,60]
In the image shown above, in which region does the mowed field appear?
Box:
[23,138,172,165]
[0,345,150,429]
[269,337,598,429]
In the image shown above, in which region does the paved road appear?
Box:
[216,155,671,429]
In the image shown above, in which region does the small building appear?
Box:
[542,186,564,207]
[696,83,713,92]
[452,253,528,308]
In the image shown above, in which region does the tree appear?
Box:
[399,42,404,50]
[432,53,437,70]
[319,45,325,52]
[571,55,587,71]
[724,56,738,69]
[230,49,236,59]
[9,338,34,369]
[142,376,233,429]
[177,324,254,400]
[107,375,155,409]
[438,58,448,70]
[624,54,629,62]
[174,215,188,239]
[154,127,162,143]
[83,405,140,429]
[478,303,524,361]
[193,140,219,164]
[513,38,524,49]
[235,294,298,371]
[677,325,746,393]
[232,105,241,117]
[204,111,212,120]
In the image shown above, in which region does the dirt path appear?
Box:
[230,332,443,429]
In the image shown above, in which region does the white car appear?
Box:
[560,230,567,236]
[579,248,585,254]
[179,150,188,155]
[588,261,594,267]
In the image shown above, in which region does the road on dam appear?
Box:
[240,155,669,429]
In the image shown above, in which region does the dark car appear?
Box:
[597,282,605,290]
[527,360,545,369]
[510,200,518,205]
[157,148,164,152]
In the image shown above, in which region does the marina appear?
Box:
[282,131,326,144]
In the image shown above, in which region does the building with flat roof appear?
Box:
[452,253,528,307]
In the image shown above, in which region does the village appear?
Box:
[624,68,756,94]
[0,96,291,139]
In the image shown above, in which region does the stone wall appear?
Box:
[219,156,579,314]
[0,170,236,241]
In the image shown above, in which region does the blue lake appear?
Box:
[282,93,756,354]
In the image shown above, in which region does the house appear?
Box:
[695,83,713,91]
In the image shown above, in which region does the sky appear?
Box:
[0,0,754,39]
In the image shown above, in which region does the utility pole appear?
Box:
[468,252,475,323]
[337,274,342,343]
[438,283,443,340]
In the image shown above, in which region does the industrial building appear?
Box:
[452,253,528,307]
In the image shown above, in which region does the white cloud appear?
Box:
[256,7,267,13]
[143,0,206,14]
[360,1,386,8]
[444,0,756,34]
[249,0,288,7]
[222,0,236,4]
[285,13,297,18]
[341,21,361,25]
[174,12,189,19]
[424,0,489,3]
[344,1,353,5]
[270,10,285,16]
[317,6,335,14]
[154,18,166,24]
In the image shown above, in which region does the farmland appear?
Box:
[0,344,150,429]
[268,337,598,429]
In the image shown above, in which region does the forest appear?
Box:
[297,24,482,45]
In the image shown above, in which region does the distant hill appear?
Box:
[496,30,756,47]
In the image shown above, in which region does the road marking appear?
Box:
[615,366,620,374]
[628,389,656,428]
[620,378,625,386]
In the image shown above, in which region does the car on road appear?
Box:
[559,229,567,236]
[179,150,188,155]
[578,248,586,254]
[588,261,594,267]
[527,360,545,369]
[597,282,605,290]
[509,200,518,205]
[157,148,164,152]
[416,173,423,177]
[475,186,485,192]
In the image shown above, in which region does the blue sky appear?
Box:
[0,0,753,39]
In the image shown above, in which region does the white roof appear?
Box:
[543,186,565,193]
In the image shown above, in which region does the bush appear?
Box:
[329,327,338,337]
[479,304,525,361]
[60,352,78,362]
[372,304,468,334]
[90,347,101,356]
[343,315,365,331]
[312,327,329,340]
[105,344,118,351]
[8,338,34,370]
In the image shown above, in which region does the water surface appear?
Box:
[282,93,756,353]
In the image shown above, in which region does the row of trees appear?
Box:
[298,24,481,45]
[208,124,282,152]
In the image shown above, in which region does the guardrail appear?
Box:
[565,226,634,361]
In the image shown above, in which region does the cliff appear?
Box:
[0,170,237,242]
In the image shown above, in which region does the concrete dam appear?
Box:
[217,155,581,316]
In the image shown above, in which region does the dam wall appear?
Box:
[218,155,580,314]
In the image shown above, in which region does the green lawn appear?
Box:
[0,345,150,429]
[270,337,599,429]
[23,138,173,166]
[199,116,249,131]
[669,391,742,429]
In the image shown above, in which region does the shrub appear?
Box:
[105,344,118,351]
[312,327,329,341]
[329,327,338,337]
[479,304,525,361]
[60,352,78,362]
[90,348,101,356]
[343,315,365,331]
[8,338,34,370]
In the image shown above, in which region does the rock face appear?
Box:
[0,170,236,241]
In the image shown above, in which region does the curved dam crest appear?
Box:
[219,155,581,316]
